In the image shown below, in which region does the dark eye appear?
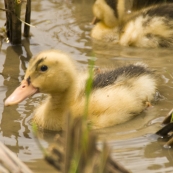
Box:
[40,65,48,72]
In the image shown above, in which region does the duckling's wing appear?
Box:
[92,64,154,89]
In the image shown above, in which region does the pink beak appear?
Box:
[5,80,38,106]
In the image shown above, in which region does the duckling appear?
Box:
[5,50,157,131]
[91,0,173,48]
[132,0,173,11]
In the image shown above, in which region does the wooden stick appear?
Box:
[24,0,31,37]
[0,142,33,173]
[4,0,22,44]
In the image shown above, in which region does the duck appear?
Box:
[132,0,173,11]
[5,50,157,131]
[91,0,173,48]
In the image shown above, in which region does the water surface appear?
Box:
[0,1,173,172]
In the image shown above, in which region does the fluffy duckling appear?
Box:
[91,0,173,48]
[132,0,173,11]
[5,50,157,131]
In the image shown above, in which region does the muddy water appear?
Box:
[0,0,173,172]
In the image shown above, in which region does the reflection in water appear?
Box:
[0,0,173,172]
[145,136,173,172]
[2,46,22,140]
[0,43,47,163]
[108,134,173,173]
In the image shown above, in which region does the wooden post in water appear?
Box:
[4,0,22,44]
[24,0,31,37]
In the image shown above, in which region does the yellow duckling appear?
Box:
[91,0,173,48]
[5,50,157,131]
[132,0,173,11]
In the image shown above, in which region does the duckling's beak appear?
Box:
[91,16,100,25]
[4,80,38,106]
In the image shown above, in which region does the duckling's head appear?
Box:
[25,50,76,94]
[5,50,77,106]
[92,0,126,28]
[92,0,119,27]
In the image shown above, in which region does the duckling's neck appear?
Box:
[49,89,75,112]
[33,86,76,131]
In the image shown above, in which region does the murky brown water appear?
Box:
[0,0,173,172]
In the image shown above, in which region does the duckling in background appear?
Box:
[132,0,173,11]
[5,50,157,131]
[91,0,173,48]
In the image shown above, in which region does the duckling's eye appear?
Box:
[40,65,48,72]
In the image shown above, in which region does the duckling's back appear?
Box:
[72,63,157,129]
[120,4,173,48]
